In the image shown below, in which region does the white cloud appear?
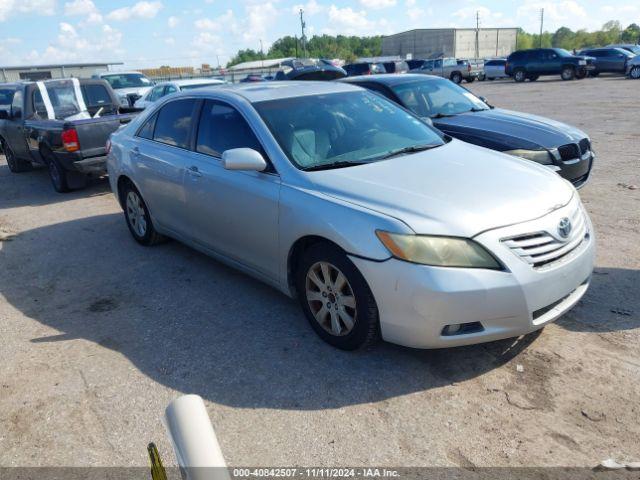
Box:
[325,5,379,35]
[359,0,396,9]
[107,1,163,21]
[168,15,179,28]
[292,0,325,15]
[0,0,55,21]
[64,0,98,16]
[195,9,236,31]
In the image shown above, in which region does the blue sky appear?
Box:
[0,0,638,68]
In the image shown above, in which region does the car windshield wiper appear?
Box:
[302,160,367,172]
[430,112,455,119]
[377,144,440,160]
[466,107,488,113]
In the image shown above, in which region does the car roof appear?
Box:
[341,73,443,87]
[189,80,361,103]
[163,78,226,87]
[100,71,145,76]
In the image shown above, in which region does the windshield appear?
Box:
[255,91,445,170]
[627,45,640,55]
[102,73,151,89]
[556,49,573,57]
[0,88,15,107]
[391,78,489,118]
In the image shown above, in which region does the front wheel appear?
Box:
[2,139,32,173]
[450,72,463,84]
[296,243,379,351]
[561,66,575,81]
[465,77,475,83]
[629,66,640,79]
[527,75,539,82]
[575,68,587,79]
[122,182,166,246]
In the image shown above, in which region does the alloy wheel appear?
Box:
[305,261,357,337]
[631,66,640,79]
[126,190,147,238]
[48,161,62,189]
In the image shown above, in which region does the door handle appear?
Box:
[187,165,202,177]
[131,146,140,156]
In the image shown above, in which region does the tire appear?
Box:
[629,66,640,79]
[450,72,463,84]
[465,77,475,83]
[44,152,71,193]
[121,180,166,246]
[478,73,486,81]
[527,75,539,82]
[1,138,32,173]
[589,71,600,78]
[575,68,587,79]
[295,242,380,351]
[487,77,495,81]
[561,66,575,81]
[513,69,527,83]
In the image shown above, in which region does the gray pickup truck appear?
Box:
[410,57,483,84]
[0,78,137,192]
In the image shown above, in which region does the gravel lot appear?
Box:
[0,75,638,469]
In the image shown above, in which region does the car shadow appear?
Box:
[0,158,112,209]
[555,267,640,333]
[0,213,560,411]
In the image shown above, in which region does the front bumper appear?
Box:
[350,197,595,349]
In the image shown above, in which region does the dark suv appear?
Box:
[505,48,595,82]
[343,62,387,76]
[578,47,633,76]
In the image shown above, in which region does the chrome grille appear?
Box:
[502,207,589,270]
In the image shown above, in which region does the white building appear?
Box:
[0,62,123,82]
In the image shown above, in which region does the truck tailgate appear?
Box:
[67,114,135,159]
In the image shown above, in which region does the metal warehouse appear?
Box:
[0,62,123,82]
[382,28,518,60]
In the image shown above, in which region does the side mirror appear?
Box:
[0,109,9,120]
[479,96,488,103]
[222,148,267,172]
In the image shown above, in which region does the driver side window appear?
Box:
[33,90,48,118]
[11,90,23,119]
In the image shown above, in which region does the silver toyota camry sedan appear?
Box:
[107,81,595,351]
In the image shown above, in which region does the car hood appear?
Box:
[115,86,152,97]
[307,140,574,237]
[435,108,588,151]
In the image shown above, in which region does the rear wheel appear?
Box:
[44,153,71,193]
[296,243,379,351]
[450,72,463,84]
[465,77,475,83]
[487,77,495,81]
[121,181,166,246]
[561,66,575,81]
[527,75,539,82]
[2,139,32,173]
[513,69,527,83]
[478,73,486,81]
[629,66,640,79]
[589,71,600,78]
[575,68,587,79]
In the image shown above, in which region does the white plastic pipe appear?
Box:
[164,395,230,480]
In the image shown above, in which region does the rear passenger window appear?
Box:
[82,85,111,107]
[137,112,158,140]
[196,100,263,158]
[153,99,197,149]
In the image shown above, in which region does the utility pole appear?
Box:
[260,39,264,69]
[539,8,544,48]
[299,9,307,58]
[475,10,480,60]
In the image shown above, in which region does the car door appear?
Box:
[4,88,30,160]
[132,98,198,236]
[183,99,281,279]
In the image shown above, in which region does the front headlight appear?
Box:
[504,149,553,165]
[376,231,502,270]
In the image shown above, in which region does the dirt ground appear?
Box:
[0,75,638,469]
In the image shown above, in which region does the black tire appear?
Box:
[1,138,32,173]
[44,152,71,193]
[450,72,463,84]
[589,71,600,78]
[513,69,527,83]
[478,73,486,81]
[295,243,380,351]
[629,66,640,79]
[465,77,475,83]
[487,77,495,81]
[575,68,587,79]
[561,66,575,81]
[528,75,539,82]
[121,180,166,246]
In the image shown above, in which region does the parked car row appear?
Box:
[105,81,595,351]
